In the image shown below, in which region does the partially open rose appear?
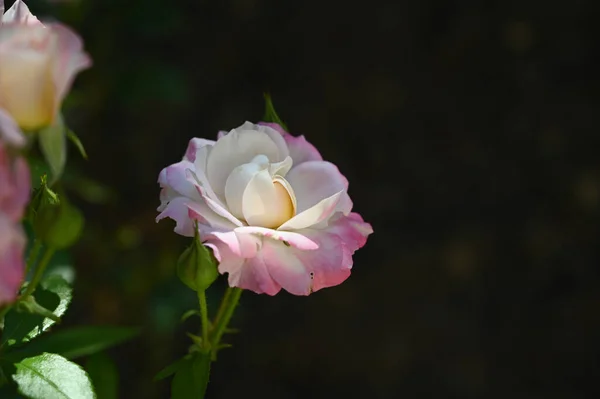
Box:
[157,122,372,295]
[0,0,90,143]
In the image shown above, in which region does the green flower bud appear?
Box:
[177,229,218,291]
[34,197,84,249]
[26,174,59,223]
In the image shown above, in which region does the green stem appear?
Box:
[1,243,52,327]
[24,239,42,277]
[197,289,210,352]
[1,241,45,327]
[211,286,232,329]
[21,246,55,300]
[209,287,242,353]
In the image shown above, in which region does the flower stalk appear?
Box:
[20,246,55,300]
[24,239,42,277]
[209,287,242,360]
[197,289,210,352]
[0,239,46,324]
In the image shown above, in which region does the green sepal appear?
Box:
[26,174,60,224]
[66,129,88,160]
[38,116,67,184]
[262,93,288,131]
[185,333,204,348]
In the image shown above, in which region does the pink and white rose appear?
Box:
[0,0,91,143]
[157,122,372,296]
[0,140,30,305]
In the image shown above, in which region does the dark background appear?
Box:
[27,0,600,397]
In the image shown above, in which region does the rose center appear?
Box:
[254,177,295,229]
[223,155,296,229]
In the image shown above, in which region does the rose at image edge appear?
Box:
[0,0,91,138]
[0,140,30,305]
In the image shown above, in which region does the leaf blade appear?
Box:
[26,275,73,341]
[3,326,140,362]
[13,353,95,399]
[171,352,211,399]
[1,274,73,349]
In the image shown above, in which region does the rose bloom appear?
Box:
[0,140,29,305]
[157,122,373,295]
[0,0,90,141]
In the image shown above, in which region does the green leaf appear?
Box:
[66,129,88,160]
[171,352,211,399]
[262,93,288,131]
[33,275,73,336]
[154,356,187,382]
[1,294,58,349]
[38,116,67,184]
[85,353,117,399]
[3,326,140,362]
[0,275,72,348]
[1,311,44,349]
[13,353,95,399]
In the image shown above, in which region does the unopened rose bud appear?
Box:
[177,229,218,292]
[34,198,84,249]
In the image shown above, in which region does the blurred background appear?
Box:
[23,0,600,397]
